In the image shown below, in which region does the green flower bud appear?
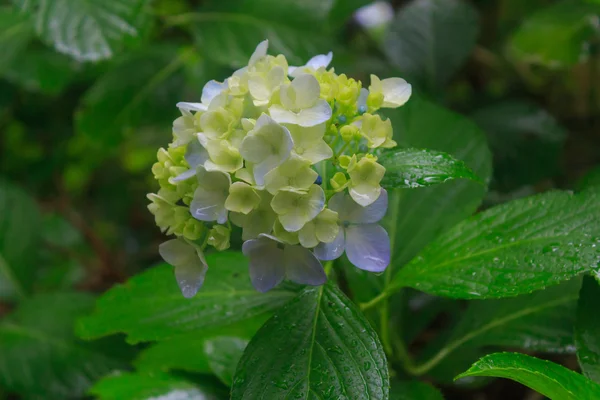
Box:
[208,225,231,251]
[340,125,358,142]
[330,172,349,192]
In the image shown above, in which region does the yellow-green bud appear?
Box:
[338,155,352,169]
[340,125,358,142]
[330,172,349,192]
[367,92,384,110]
[183,219,205,241]
[208,225,231,251]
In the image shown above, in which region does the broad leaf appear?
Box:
[77,252,298,343]
[76,45,201,147]
[575,276,600,383]
[471,100,566,190]
[383,0,479,90]
[507,1,600,68]
[378,148,481,189]
[390,187,600,299]
[204,336,248,386]
[231,283,389,399]
[89,371,222,400]
[178,2,332,68]
[456,352,600,400]
[14,0,151,62]
[577,166,600,192]
[0,293,127,399]
[390,380,443,400]
[134,317,266,375]
[0,179,41,300]
[0,7,32,73]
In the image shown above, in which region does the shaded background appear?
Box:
[1,0,599,399]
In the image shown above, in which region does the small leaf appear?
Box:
[507,1,600,68]
[231,283,389,399]
[575,276,600,383]
[383,0,479,90]
[456,352,600,400]
[390,380,443,400]
[390,187,600,299]
[471,100,566,190]
[77,252,298,343]
[378,148,481,189]
[0,293,128,399]
[204,336,248,386]
[89,371,221,400]
[0,179,41,301]
[0,7,33,74]
[14,0,151,62]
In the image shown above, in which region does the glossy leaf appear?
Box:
[378,148,481,189]
[204,336,248,386]
[508,1,600,68]
[391,187,600,299]
[14,0,151,62]
[77,252,297,343]
[231,283,389,399]
[76,46,199,147]
[575,276,600,383]
[471,100,566,190]
[0,293,127,399]
[390,380,443,400]
[0,179,41,300]
[0,7,32,73]
[456,352,600,400]
[383,0,479,90]
[89,371,221,400]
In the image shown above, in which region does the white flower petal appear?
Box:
[292,74,320,109]
[159,239,208,298]
[345,224,390,272]
[176,102,206,112]
[201,80,226,105]
[306,52,333,70]
[242,236,285,292]
[190,167,230,224]
[329,189,388,224]
[381,78,412,108]
[301,140,333,164]
[249,39,269,66]
[284,245,326,286]
[269,100,332,127]
[314,228,345,261]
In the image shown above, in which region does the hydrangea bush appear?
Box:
[148,40,411,297]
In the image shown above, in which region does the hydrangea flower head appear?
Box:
[148,40,411,296]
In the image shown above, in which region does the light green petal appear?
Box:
[204,140,243,173]
[381,77,412,108]
[225,182,261,214]
[273,185,325,232]
[264,155,318,194]
[314,209,339,243]
[298,140,333,164]
[273,219,300,245]
[269,100,332,127]
[291,74,320,109]
[199,107,234,139]
[242,206,277,240]
[349,183,382,207]
[298,221,319,248]
[287,123,326,146]
[270,189,299,214]
[249,39,268,66]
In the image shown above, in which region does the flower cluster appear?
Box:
[148,40,411,297]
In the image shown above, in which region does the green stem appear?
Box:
[359,290,390,311]
[324,260,334,276]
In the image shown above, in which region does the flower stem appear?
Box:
[359,290,389,310]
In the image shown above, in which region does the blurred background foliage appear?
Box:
[1,0,600,399]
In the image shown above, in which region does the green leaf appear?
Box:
[0,7,32,74]
[76,252,298,343]
[204,336,248,386]
[577,166,600,192]
[575,276,600,383]
[76,46,199,147]
[378,148,481,189]
[390,187,600,299]
[384,96,492,269]
[14,0,151,62]
[329,0,372,26]
[179,6,332,68]
[134,317,266,375]
[0,179,41,301]
[3,48,79,95]
[390,380,443,400]
[455,352,600,400]
[383,0,479,90]
[89,371,221,400]
[507,1,600,68]
[231,283,389,399]
[471,100,566,190]
[0,293,127,399]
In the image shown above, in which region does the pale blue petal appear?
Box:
[314,228,345,261]
[176,102,206,112]
[345,224,390,272]
[284,245,326,286]
[190,186,228,223]
[201,80,225,105]
[328,189,388,224]
[185,138,209,168]
[159,239,208,298]
[307,52,333,70]
[249,40,269,66]
[242,236,285,292]
[169,168,196,183]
